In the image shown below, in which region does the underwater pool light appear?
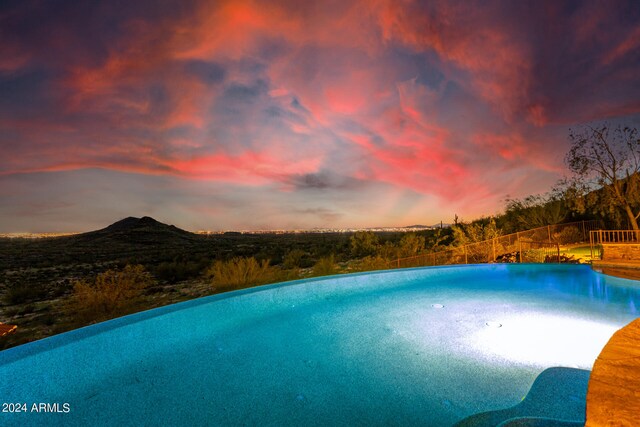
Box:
[468,313,618,368]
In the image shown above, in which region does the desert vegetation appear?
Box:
[69,265,152,324]
[206,257,280,291]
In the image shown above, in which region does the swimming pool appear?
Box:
[1,264,639,426]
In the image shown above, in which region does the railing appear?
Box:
[590,230,640,244]
[389,220,601,269]
[589,230,640,260]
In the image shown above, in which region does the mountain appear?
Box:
[103,216,163,233]
[0,217,208,269]
[76,216,201,246]
[91,216,193,237]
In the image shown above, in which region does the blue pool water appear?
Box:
[1,264,639,426]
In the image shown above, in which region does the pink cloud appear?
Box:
[375,1,534,122]
[166,151,323,183]
[602,25,640,65]
[473,133,528,162]
[341,106,477,201]
[0,147,323,188]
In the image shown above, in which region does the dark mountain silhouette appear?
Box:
[104,216,164,233]
[0,217,210,269]
[83,216,197,242]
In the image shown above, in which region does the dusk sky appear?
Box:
[1,0,640,232]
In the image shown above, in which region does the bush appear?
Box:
[397,233,425,258]
[350,231,379,257]
[282,249,306,269]
[554,226,583,244]
[154,259,205,284]
[312,254,338,277]
[377,241,399,260]
[353,255,389,272]
[70,265,152,323]
[3,282,48,305]
[530,228,550,242]
[206,257,277,291]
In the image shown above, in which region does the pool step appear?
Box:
[453,367,589,427]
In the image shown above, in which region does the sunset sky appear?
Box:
[1,0,640,232]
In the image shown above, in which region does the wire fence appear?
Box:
[389,220,602,269]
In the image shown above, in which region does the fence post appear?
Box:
[547,225,551,242]
[590,231,594,261]
[556,243,560,263]
[516,232,522,263]
[464,246,468,264]
[492,238,496,262]
[397,259,400,269]
[582,221,586,241]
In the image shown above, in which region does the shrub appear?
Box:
[206,257,277,291]
[377,241,399,260]
[397,233,426,258]
[530,229,550,242]
[70,264,152,323]
[282,249,306,269]
[3,282,48,305]
[312,254,338,277]
[554,226,583,244]
[154,259,205,284]
[350,231,379,257]
[353,255,389,272]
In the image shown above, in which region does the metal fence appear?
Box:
[389,220,601,269]
[589,230,640,260]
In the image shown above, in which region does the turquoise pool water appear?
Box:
[1,264,639,426]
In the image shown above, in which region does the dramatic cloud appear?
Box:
[1,0,639,231]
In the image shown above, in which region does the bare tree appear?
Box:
[565,124,640,230]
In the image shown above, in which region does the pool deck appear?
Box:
[586,317,640,426]
[592,260,640,281]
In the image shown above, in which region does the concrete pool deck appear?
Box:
[586,317,640,426]
[592,260,640,281]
